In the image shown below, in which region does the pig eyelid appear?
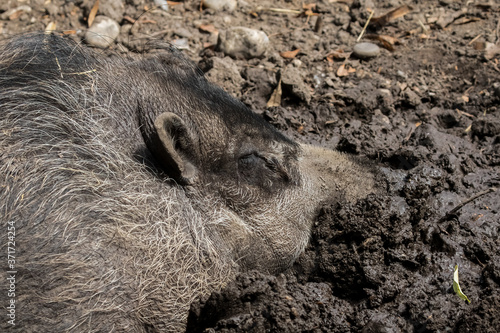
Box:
[239,152,276,171]
[262,156,291,182]
[238,152,289,181]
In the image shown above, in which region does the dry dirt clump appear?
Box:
[1,0,499,332]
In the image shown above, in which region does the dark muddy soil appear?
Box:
[2,0,499,332]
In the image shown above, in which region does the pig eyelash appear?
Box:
[238,152,290,182]
[262,156,290,182]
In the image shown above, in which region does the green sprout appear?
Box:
[453,265,471,304]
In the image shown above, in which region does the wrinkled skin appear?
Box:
[0,33,375,332]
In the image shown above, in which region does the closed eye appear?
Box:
[263,156,290,182]
[238,153,290,184]
[239,152,260,167]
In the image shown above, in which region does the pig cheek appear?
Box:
[247,182,316,267]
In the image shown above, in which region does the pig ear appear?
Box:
[148,112,198,185]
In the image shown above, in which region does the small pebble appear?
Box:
[154,0,169,11]
[171,38,189,50]
[397,70,407,79]
[85,16,120,48]
[217,27,269,59]
[353,42,380,59]
[203,0,237,12]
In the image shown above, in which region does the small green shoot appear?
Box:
[453,265,471,304]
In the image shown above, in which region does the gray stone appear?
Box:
[217,27,269,59]
[203,0,237,12]
[353,42,380,59]
[85,16,120,48]
[154,0,169,11]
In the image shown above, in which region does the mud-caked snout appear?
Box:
[299,144,376,205]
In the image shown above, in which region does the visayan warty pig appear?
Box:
[0,33,375,332]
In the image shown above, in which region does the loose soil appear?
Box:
[2,0,499,332]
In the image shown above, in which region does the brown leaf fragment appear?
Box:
[371,5,412,27]
[326,49,351,62]
[167,1,181,5]
[336,64,356,77]
[88,0,99,28]
[299,3,319,18]
[280,49,300,59]
[267,79,282,108]
[365,34,400,51]
[199,24,218,34]
[326,49,350,61]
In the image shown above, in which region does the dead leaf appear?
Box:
[371,5,412,27]
[336,64,356,77]
[167,1,181,5]
[63,30,77,35]
[461,95,469,103]
[267,79,282,108]
[299,3,319,18]
[88,0,99,28]
[326,49,350,61]
[415,122,422,127]
[199,24,218,34]
[45,22,57,33]
[365,34,400,51]
[280,49,300,59]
